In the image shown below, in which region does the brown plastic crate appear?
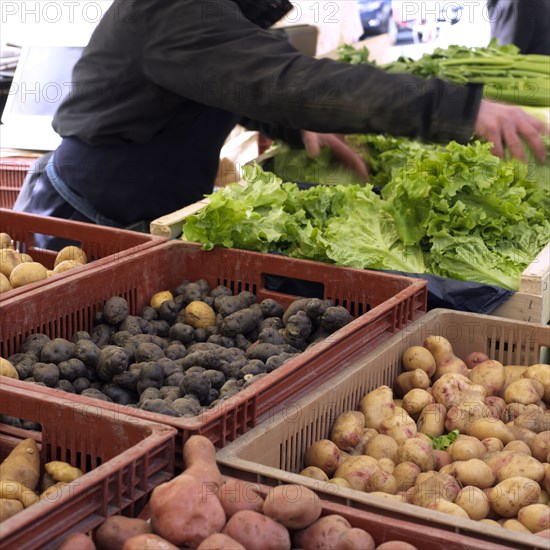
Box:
[0,240,427,468]
[0,157,33,209]
[216,309,550,550]
[0,208,165,299]
[0,380,176,550]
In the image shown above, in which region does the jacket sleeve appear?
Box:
[140,0,482,144]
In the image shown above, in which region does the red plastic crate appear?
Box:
[0,240,427,468]
[0,208,165,299]
[0,380,176,550]
[0,157,33,209]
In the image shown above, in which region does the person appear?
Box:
[14,0,548,234]
[487,0,550,55]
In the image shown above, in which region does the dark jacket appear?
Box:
[487,0,550,55]
[49,0,482,225]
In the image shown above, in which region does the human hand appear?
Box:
[301,131,369,181]
[474,100,549,163]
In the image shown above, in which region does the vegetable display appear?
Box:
[183,140,550,289]
[57,436,422,550]
[298,338,550,532]
[1,280,354,419]
[337,41,550,107]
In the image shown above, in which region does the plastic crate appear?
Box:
[0,157,33,209]
[134,478,510,550]
[216,309,550,550]
[0,208,165,300]
[0,240,427,469]
[0,380,176,550]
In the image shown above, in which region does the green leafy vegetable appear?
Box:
[428,430,459,451]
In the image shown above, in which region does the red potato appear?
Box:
[222,510,291,550]
[217,478,264,518]
[149,474,226,547]
[59,533,96,550]
[465,351,490,369]
[377,541,418,549]
[121,534,178,550]
[196,533,246,550]
[294,514,351,550]
[183,435,223,492]
[94,515,152,550]
[263,484,322,529]
[335,527,375,550]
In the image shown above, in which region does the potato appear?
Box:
[482,437,505,454]
[223,510,290,550]
[504,440,532,455]
[378,412,417,445]
[217,478,264,518]
[196,533,245,550]
[523,364,550,403]
[537,490,549,505]
[9,262,48,288]
[485,396,507,419]
[402,389,434,418]
[378,458,395,474]
[121,534,179,550]
[263,485,321,529]
[493,452,545,483]
[352,428,378,455]
[417,403,446,437]
[517,503,550,533]
[466,418,514,444]
[529,431,550,462]
[432,373,486,409]
[479,519,502,528]
[444,400,492,433]
[0,233,12,248]
[514,410,550,434]
[0,248,22,277]
[393,462,421,492]
[0,357,18,379]
[504,378,545,405]
[401,346,436,377]
[469,360,506,396]
[423,335,468,380]
[363,434,398,462]
[150,474,226,547]
[453,459,495,489]
[184,300,216,329]
[501,519,532,533]
[304,439,341,476]
[395,369,430,397]
[413,473,460,507]
[0,438,40,490]
[293,515,351,550]
[358,385,395,430]
[488,476,541,517]
[0,480,39,508]
[299,467,329,482]
[54,245,87,267]
[150,290,174,309]
[58,533,97,550]
[365,470,398,494]
[337,528,376,550]
[45,461,83,483]
[427,499,470,519]
[182,435,223,491]
[40,481,67,502]
[333,455,380,491]
[95,516,152,550]
[433,450,452,471]
[330,411,365,452]
[0,273,13,293]
[448,435,486,461]
[0,498,23,522]
[455,486,490,520]
[52,259,84,274]
[396,437,435,472]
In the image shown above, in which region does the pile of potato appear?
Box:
[1,279,354,418]
[58,436,418,550]
[300,336,550,536]
[0,438,84,522]
[0,231,87,292]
